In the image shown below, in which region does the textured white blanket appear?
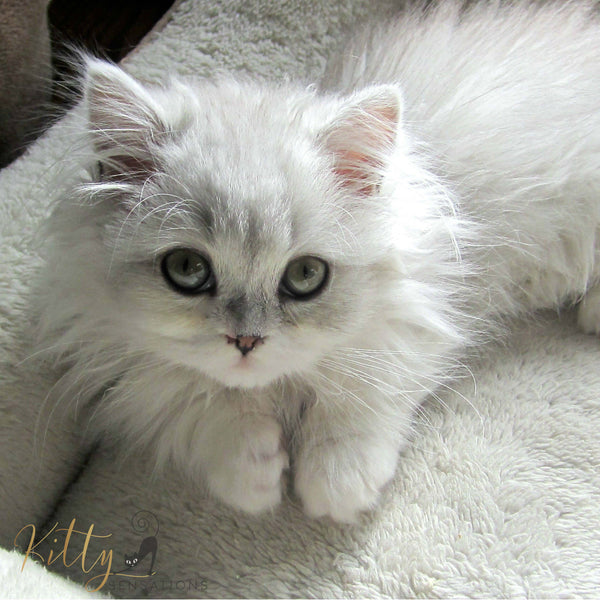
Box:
[1,0,600,597]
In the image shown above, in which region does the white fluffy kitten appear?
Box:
[37,0,600,522]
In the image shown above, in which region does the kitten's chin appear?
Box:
[208,354,296,388]
[206,366,280,389]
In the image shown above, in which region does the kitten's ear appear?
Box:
[323,85,402,197]
[84,59,167,181]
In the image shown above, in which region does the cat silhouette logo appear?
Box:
[114,511,158,577]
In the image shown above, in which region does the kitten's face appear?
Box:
[104,127,381,389]
[83,63,402,389]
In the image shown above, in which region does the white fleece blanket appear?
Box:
[1,0,600,598]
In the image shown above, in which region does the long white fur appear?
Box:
[36,0,600,522]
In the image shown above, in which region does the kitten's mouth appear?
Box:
[218,333,272,386]
[232,356,253,370]
[222,355,277,389]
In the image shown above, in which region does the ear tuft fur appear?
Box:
[323,85,402,197]
[84,59,167,181]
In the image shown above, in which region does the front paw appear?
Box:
[294,436,399,523]
[205,416,288,514]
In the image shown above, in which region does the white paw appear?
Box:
[577,285,600,335]
[206,416,288,514]
[295,436,399,523]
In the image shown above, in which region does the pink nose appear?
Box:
[226,335,264,356]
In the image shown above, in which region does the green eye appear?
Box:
[161,249,214,294]
[281,256,328,299]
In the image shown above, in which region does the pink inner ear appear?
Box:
[102,154,156,182]
[92,126,158,181]
[334,150,382,197]
[327,95,400,197]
